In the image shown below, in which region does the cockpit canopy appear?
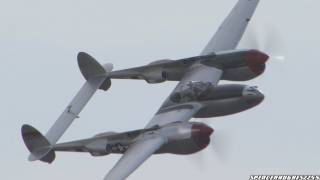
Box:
[170,82,212,103]
[170,82,248,104]
[242,86,259,96]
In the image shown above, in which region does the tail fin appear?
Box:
[77,52,113,80]
[21,124,55,163]
[77,52,113,91]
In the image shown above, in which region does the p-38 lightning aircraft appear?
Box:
[22,0,268,179]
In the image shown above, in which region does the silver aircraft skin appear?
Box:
[21,0,268,179]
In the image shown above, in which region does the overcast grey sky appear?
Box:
[1,0,320,179]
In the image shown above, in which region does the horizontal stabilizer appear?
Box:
[24,52,113,162]
[22,124,55,163]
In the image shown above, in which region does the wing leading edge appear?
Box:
[107,0,260,84]
[201,0,260,55]
[105,0,260,179]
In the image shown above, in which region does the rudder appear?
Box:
[21,124,55,163]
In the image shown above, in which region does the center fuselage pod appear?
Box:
[169,83,264,118]
[194,84,264,118]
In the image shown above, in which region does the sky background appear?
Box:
[1,0,320,179]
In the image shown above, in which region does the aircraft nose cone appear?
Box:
[256,92,265,102]
[247,50,269,63]
[246,91,265,105]
[192,124,214,138]
[246,50,269,75]
[206,126,214,136]
[259,51,269,63]
[191,123,214,149]
[256,88,265,100]
[243,86,265,105]
[200,126,214,137]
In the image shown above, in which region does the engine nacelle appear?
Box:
[202,49,269,81]
[142,69,168,84]
[223,50,268,81]
[168,82,264,118]
[156,122,214,155]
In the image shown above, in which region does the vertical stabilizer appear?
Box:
[22,124,55,163]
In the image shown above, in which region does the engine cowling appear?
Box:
[222,50,269,81]
[202,49,269,81]
[156,122,214,155]
[190,123,214,150]
[142,69,168,84]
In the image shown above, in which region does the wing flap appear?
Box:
[104,134,165,180]
[146,103,202,128]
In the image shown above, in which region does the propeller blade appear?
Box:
[242,26,261,50]
[191,119,235,163]
[210,128,234,162]
[240,24,286,63]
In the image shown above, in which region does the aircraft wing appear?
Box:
[104,65,222,179]
[146,102,203,128]
[104,134,166,180]
[105,1,260,179]
[108,0,259,83]
[201,0,260,55]
[145,0,260,128]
